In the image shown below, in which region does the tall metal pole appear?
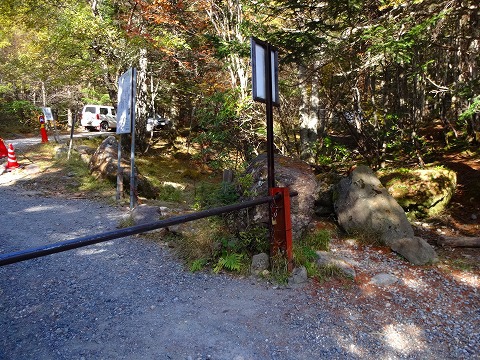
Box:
[130,69,137,210]
[266,45,275,189]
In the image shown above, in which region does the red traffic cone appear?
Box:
[0,138,7,158]
[5,143,20,169]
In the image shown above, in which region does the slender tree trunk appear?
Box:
[298,63,318,163]
[136,48,149,152]
[206,0,248,100]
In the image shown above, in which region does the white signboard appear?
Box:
[251,37,279,106]
[117,68,136,134]
[41,107,54,121]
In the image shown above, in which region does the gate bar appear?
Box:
[0,191,297,266]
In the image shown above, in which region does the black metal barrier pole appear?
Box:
[0,192,297,266]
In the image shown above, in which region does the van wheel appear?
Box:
[100,121,109,132]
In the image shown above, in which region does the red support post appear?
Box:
[269,187,293,271]
[39,115,48,143]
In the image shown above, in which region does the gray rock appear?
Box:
[251,253,270,274]
[316,251,356,279]
[333,165,437,265]
[334,165,414,243]
[370,273,398,286]
[390,237,439,265]
[75,145,96,155]
[129,204,161,225]
[288,266,308,285]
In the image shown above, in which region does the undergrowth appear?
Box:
[290,229,351,283]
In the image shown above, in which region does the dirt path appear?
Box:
[442,152,480,236]
[1,186,479,359]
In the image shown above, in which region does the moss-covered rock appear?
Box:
[378,167,457,218]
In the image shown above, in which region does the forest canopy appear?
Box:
[0,0,478,169]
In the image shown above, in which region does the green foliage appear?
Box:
[213,224,268,258]
[362,11,447,65]
[57,151,112,193]
[192,90,262,170]
[194,181,239,210]
[235,173,255,198]
[213,253,246,273]
[0,100,39,127]
[294,245,318,268]
[270,253,290,284]
[80,88,112,106]
[293,229,332,280]
[190,258,207,272]
[157,184,182,202]
[459,96,480,121]
[317,137,351,165]
[238,226,269,254]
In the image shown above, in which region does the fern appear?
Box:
[190,258,207,272]
[213,253,244,273]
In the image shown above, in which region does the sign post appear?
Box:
[41,107,59,142]
[251,37,292,269]
[251,37,279,189]
[117,67,137,210]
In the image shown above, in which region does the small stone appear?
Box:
[370,273,398,287]
[288,266,308,285]
[251,253,270,274]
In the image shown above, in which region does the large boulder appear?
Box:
[89,136,158,199]
[377,167,457,218]
[334,165,437,265]
[234,154,319,241]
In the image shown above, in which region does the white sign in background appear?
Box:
[117,68,136,134]
[41,107,54,121]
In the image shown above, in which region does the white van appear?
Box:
[81,105,117,132]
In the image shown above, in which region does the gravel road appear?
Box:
[1,185,479,359]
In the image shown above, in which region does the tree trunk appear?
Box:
[206,0,248,100]
[438,236,480,248]
[135,48,149,152]
[298,63,318,163]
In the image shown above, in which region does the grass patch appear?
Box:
[447,258,476,272]
[289,229,354,282]
[157,184,183,202]
[269,253,290,284]
[118,215,135,229]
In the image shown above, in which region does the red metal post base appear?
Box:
[269,187,293,271]
[40,126,48,143]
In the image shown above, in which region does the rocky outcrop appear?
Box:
[89,136,158,199]
[333,165,438,265]
[234,154,319,241]
[378,167,457,218]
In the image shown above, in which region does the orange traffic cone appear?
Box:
[0,138,7,158]
[5,143,20,169]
